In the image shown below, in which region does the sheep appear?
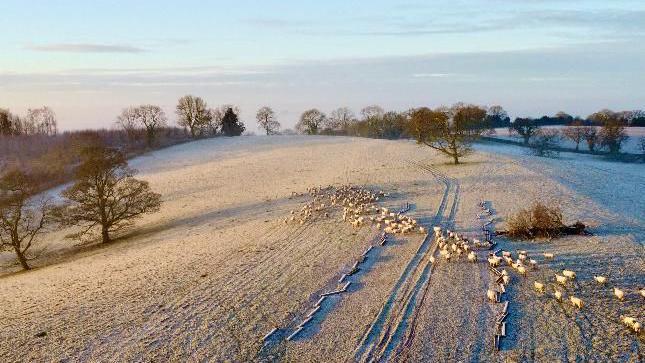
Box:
[529,259,538,269]
[554,289,563,301]
[555,274,568,285]
[467,252,477,263]
[593,275,607,284]
[376,223,382,229]
[640,289,645,298]
[487,289,497,302]
[621,316,641,333]
[570,296,583,309]
[419,227,426,234]
[562,270,576,280]
[534,281,545,293]
[518,254,527,261]
[451,243,458,252]
[488,256,501,268]
[443,252,452,261]
[543,252,555,259]
[502,275,510,285]
[429,256,436,264]
[517,266,527,275]
[501,269,508,276]
[614,287,625,301]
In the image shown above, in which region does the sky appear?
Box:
[1,0,644,132]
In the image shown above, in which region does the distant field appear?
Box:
[1,136,643,362]
[491,126,645,153]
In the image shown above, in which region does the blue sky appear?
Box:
[1,0,644,131]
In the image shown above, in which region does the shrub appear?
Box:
[506,202,566,239]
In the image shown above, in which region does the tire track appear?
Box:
[378,163,460,362]
[353,161,456,362]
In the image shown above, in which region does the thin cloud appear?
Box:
[26,43,147,54]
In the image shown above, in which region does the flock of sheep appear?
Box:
[487,247,642,335]
[283,185,426,235]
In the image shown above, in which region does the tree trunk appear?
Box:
[453,154,460,164]
[102,225,110,243]
[575,142,579,151]
[523,135,530,145]
[14,246,30,270]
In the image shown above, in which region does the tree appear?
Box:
[116,106,139,140]
[485,105,511,128]
[561,121,585,151]
[509,118,540,145]
[136,105,167,146]
[360,105,385,121]
[220,108,245,136]
[0,170,53,270]
[26,106,57,136]
[410,103,488,164]
[0,108,18,136]
[599,117,628,154]
[587,109,616,126]
[582,126,599,152]
[296,109,326,135]
[211,104,241,135]
[327,107,356,133]
[61,146,161,244]
[176,95,212,138]
[256,106,280,135]
[530,129,560,157]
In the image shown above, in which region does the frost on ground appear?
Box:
[0,136,642,362]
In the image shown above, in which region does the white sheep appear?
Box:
[487,289,497,302]
[429,256,436,264]
[529,259,538,269]
[419,227,426,234]
[467,252,477,263]
[502,251,512,258]
[593,275,607,284]
[570,296,583,309]
[501,269,508,276]
[621,316,641,333]
[555,274,568,285]
[488,256,501,268]
[640,289,645,298]
[614,287,625,301]
[534,281,545,293]
[562,270,576,279]
[517,266,527,275]
[502,275,510,285]
[554,289,563,301]
[543,252,555,259]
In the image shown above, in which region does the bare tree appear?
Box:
[561,120,585,151]
[138,105,167,146]
[485,105,510,128]
[256,106,280,135]
[60,146,161,244]
[176,95,212,138]
[582,126,599,152]
[410,103,488,164]
[0,170,53,270]
[509,118,540,145]
[599,117,628,154]
[116,106,139,139]
[296,109,326,135]
[328,107,356,132]
[530,128,561,157]
[26,106,57,136]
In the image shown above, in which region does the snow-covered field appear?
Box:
[492,126,645,154]
[1,136,643,362]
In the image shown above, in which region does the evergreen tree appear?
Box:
[220,108,245,136]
